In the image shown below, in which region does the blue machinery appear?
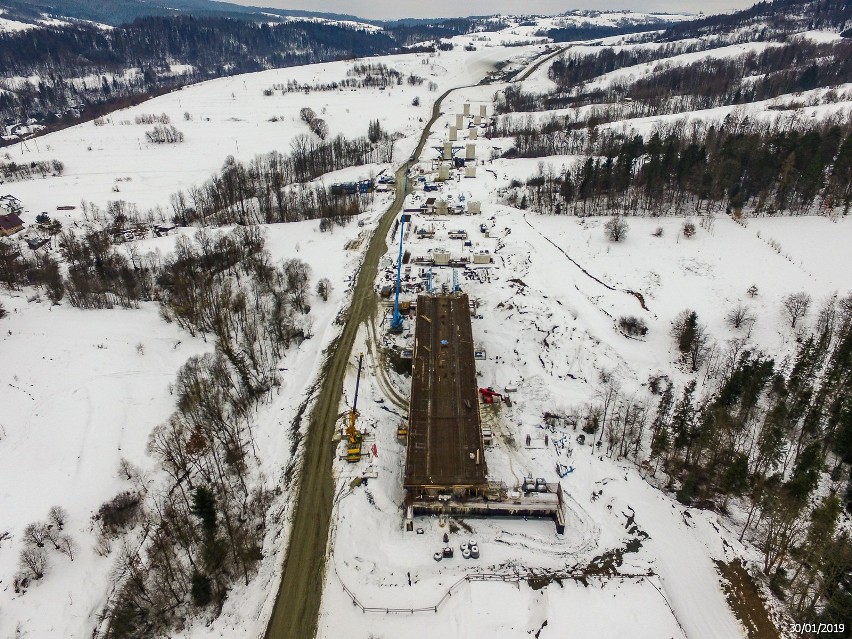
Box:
[390,216,406,332]
[390,171,409,333]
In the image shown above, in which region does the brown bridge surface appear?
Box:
[404,293,486,492]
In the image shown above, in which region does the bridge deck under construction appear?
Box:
[404,293,486,496]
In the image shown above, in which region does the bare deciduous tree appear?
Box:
[23,522,49,548]
[783,292,812,328]
[57,535,76,561]
[299,107,316,126]
[48,506,68,530]
[312,118,329,140]
[726,303,755,330]
[19,547,48,579]
[604,216,629,242]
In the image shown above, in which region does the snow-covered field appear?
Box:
[2,11,851,639]
[3,44,540,225]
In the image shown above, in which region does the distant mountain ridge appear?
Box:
[0,0,372,27]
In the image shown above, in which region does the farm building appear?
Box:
[0,212,24,236]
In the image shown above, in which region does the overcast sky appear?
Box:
[233,0,758,21]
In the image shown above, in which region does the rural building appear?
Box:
[432,248,450,265]
[473,251,493,264]
[404,293,487,499]
[0,212,24,236]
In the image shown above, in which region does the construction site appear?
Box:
[335,101,568,539]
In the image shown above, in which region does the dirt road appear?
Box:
[263,87,457,639]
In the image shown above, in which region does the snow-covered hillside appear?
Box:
[2,6,851,639]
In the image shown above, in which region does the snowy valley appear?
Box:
[1,2,852,639]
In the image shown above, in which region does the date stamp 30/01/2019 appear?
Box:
[792,623,845,635]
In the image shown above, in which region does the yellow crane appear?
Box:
[345,353,364,463]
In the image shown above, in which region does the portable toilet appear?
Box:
[455,113,464,128]
[449,126,457,141]
[474,114,482,126]
[479,104,487,117]
[468,128,478,140]
[443,141,452,160]
[465,166,476,178]
[438,164,450,181]
[467,201,481,214]
[436,199,449,215]
[465,143,476,160]
[463,103,470,116]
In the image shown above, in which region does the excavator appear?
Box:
[345,353,364,463]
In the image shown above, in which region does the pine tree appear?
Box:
[192,486,217,536]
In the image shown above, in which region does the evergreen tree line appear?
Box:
[383,18,508,46]
[541,20,678,43]
[623,40,852,112]
[659,0,852,42]
[560,293,852,629]
[504,119,852,217]
[0,16,400,127]
[547,41,717,91]
[497,38,852,118]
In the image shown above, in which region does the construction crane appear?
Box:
[345,353,365,463]
[390,214,407,333]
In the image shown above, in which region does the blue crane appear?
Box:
[390,171,409,333]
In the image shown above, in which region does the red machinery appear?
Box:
[478,387,503,404]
